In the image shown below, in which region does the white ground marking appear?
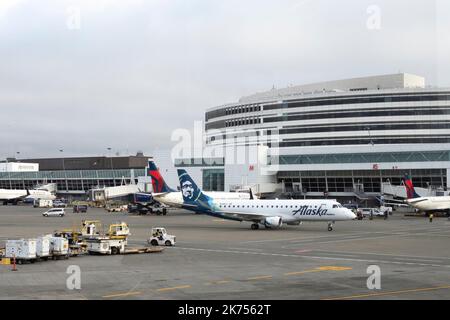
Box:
[174,247,450,269]
[313,249,450,261]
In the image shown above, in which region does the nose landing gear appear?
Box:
[327,222,334,232]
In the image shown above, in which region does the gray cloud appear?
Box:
[0,0,448,158]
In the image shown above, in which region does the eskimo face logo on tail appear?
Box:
[181,181,194,199]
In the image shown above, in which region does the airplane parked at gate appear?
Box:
[177,169,356,231]
[1,187,56,205]
[147,160,252,208]
[402,174,450,215]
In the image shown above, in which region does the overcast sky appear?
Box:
[1,0,449,159]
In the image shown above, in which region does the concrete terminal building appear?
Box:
[197,73,450,201]
[0,154,151,198]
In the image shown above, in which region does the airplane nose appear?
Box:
[347,209,357,220]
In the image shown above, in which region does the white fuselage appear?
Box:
[0,189,56,201]
[153,191,250,208]
[406,196,450,211]
[209,199,356,223]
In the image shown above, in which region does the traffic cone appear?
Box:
[12,255,17,271]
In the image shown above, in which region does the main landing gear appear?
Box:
[251,223,259,230]
[327,222,334,232]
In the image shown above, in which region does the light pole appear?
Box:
[60,149,68,192]
[107,147,115,186]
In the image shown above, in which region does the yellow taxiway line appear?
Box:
[102,291,142,298]
[157,285,192,292]
[284,266,352,276]
[246,275,273,281]
[322,285,450,300]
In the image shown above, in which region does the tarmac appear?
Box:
[0,206,449,300]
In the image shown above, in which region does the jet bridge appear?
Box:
[89,185,141,202]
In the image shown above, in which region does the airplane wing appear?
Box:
[217,210,268,222]
[152,192,171,196]
[384,198,406,203]
[383,202,409,207]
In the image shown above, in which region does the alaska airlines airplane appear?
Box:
[177,169,356,231]
[403,174,450,214]
[1,188,56,205]
[147,160,251,208]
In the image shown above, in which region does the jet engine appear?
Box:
[264,216,283,228]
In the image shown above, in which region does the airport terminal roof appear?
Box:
[2,154,151,171]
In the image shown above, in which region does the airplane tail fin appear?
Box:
[147,160,176,193]
[177,169,212,208]
[402,174,421,199]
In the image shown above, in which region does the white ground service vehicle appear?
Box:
[86,238,127,255]
[34,199,53,208]
[358,208,385,217]
[42,208,65,217]
[148,228,176,246]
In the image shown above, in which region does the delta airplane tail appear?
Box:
[147,160,176,193]
[402,174,421,199]
[177,169,213,209]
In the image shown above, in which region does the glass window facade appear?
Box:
[0,169,145,193]
[202,169,225,192]
[278,169,446,193]
[273,151,450,165]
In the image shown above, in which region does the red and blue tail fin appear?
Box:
[402,174,421,199]
[147,160,176,193]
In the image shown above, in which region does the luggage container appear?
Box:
[36,235,51,260]
[5,239,37,264]
[50,237,69,259]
